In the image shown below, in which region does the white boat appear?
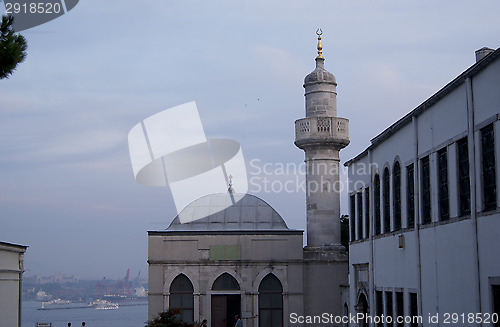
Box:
[41,299,72,309]
[88,299,119,310]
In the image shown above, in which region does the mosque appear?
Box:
[147,31,349,327]
[147,30,500,327]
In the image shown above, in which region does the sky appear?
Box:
[1,0,500,280]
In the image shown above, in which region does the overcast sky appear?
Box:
[1,0,500,279]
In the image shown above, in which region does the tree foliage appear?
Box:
[0,15,27,79]
[340,214,349,251]
[145,309,196,327]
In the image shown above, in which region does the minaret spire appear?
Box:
[295,31,350,248]
[227,175,235,194]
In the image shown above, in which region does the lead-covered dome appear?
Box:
[166,193,288,231]
[304,58,337,86]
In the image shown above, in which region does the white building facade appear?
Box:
[346,47,500,327]
[0,241,27,327]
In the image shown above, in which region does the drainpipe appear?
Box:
[413,116,424,320]
[369,149,375,319]
[466,76,482,321]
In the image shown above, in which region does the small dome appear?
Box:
[167,193,289,231]
[304,67,336,85]
[304,58,337,86]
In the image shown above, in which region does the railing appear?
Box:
[295,116,349,142]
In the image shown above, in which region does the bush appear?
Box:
[145,309,196,327]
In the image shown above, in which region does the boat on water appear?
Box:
[41,299,72,309]
[88,299,119,310]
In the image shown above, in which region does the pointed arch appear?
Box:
[374,173,381,235]
[393,160,402,230]
[383,166,391,233]
[212,272,240,291]
[357,293,369,327]
[169,274,194,323]
[258,274,283,327]
[343,302,349,327]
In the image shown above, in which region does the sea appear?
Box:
[22,300,148,327]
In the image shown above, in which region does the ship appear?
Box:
[88,299,119,310]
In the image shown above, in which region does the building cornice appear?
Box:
[148,230,303,236]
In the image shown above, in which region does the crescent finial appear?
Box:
[316,29,324,59]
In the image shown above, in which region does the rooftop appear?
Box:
[165,193,290,232]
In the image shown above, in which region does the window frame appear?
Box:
[364,187,370,238]
[258,274,283,327]
[406,164,415,228]
[374,174,381,235]
[350,194,356,241]
[457,137,471,216]
[393,161,402,230]
[481,123,497,212]
[357,192,363,239]
[383,167,391,233]
[421,156,432,224]
[437,147,450,221]
[170,274,194,324]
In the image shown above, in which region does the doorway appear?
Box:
[211,294,241,327]
[358,293,369,327]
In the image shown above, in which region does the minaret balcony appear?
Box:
[295,116,349,149]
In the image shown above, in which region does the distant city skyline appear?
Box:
[1,0,500,279]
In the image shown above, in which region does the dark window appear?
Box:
[358,294,369,327]
[170,274,194,323]
[409,292,418,327]
[383,168,391,233]
[376,291,383,327]
[393,162,402,230]
[374,174,381,235]
[259,274,283,327]
[343,303,349,327]
[357,192,363,239]
[457,137,471,216]
[350,195,356,241]
[481,124,497,211]
[438,148,449,221]
[365,187,370,238]
[213,273,240,290]
[407,164,415,228]
[395,292,404,327]
[421,156,431,224]
[493,285,500,327]
[385,291,393,327]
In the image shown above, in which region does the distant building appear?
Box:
[0,241,27,327]
[345,47,500,326]
[147,32,349,327]
[24,273,78,285]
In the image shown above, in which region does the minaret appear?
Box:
[295,30,349,248]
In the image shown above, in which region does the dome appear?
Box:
[166,193,289,231]
[304,58,337,85]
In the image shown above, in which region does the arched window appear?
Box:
[358,294,369,327]
[374,174,381,235]
[393,161,401,230]
[212,273,240,290]
[170,274,194,323]
[343,303,349,327]
[383,167,391,233]
[259,274,283,327]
